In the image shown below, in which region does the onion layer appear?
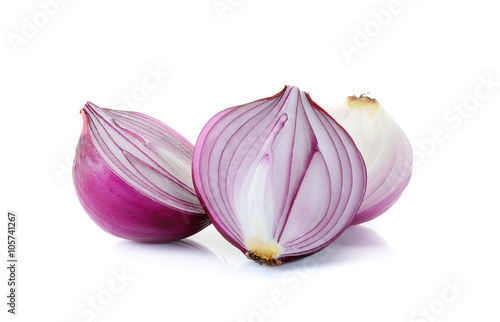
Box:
[73,102,210,242]
[192,86,367,265]
[327,95,413,225]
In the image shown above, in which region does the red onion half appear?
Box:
[192,86,367,265]
[73,103,210,242]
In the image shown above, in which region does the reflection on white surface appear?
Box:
[114,238,216,256]
[321,224,394,264]
[112,224,392,272]
[112,238,232,270]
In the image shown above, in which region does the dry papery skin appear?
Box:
[347,94,379,111]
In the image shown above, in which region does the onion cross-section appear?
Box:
[192,86,367,265]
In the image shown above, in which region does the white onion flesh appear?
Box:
[327,95,413,224]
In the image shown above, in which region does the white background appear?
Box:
[1,0,499,321]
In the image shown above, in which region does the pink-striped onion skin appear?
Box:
[327,95,413,225]
[73,103,210,242]
[192,86,367,265]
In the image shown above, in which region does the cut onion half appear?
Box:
[192,86,367,265]
[73,102,210,242]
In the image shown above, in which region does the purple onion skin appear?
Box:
[73,121,211,243]
[352,171,411,225]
